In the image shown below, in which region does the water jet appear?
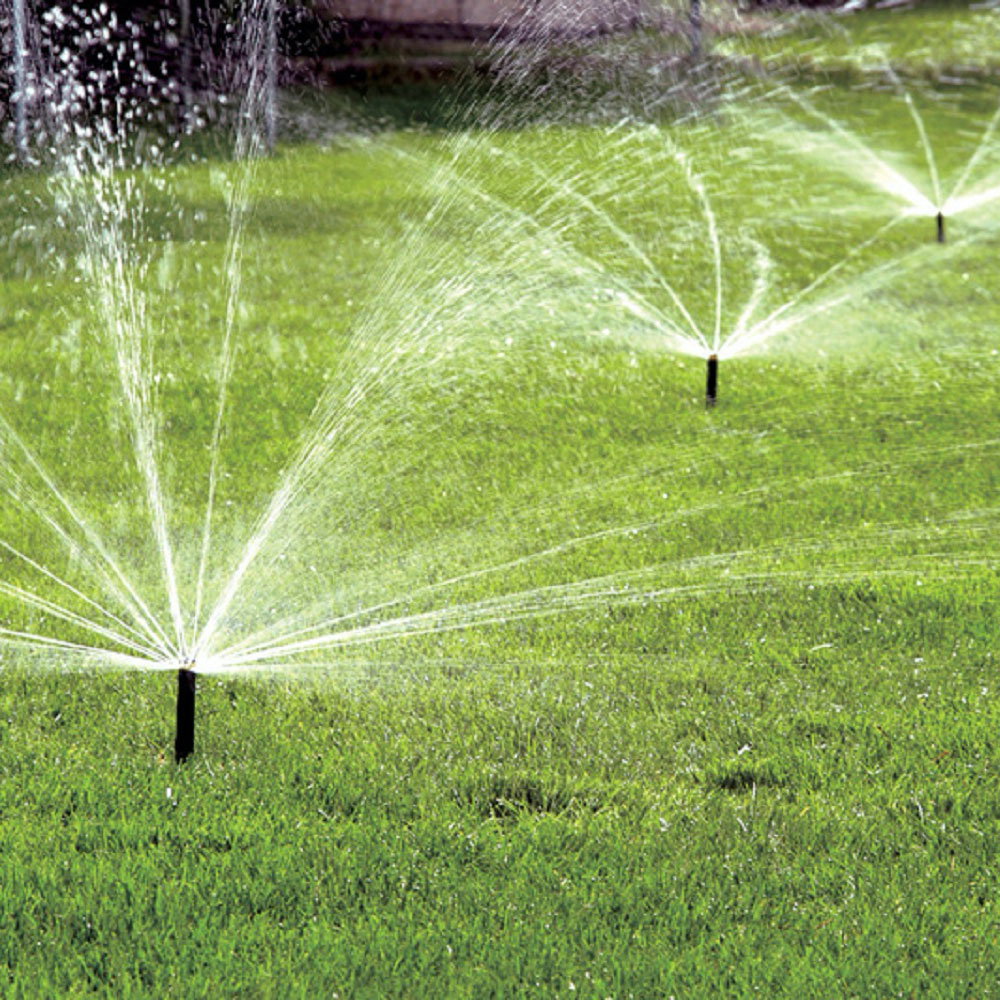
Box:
[12,0,29,164]
[705,354,718,407]
[174,666,196,762]
[689,0,703,60]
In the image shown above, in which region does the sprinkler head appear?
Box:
[174,665,196,763]
[705,354,718,407]
[936,211,945,243]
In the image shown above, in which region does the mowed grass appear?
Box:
[2,13,1000,997]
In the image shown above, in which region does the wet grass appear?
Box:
[1,10,1000,997]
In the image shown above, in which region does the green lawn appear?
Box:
[1,7,999,996]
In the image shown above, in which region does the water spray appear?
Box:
[689,0,702,60]
[936,211,945,243]
[174,666,196,762]
[264,0,278,153]
[12,0,29,164]
[705,354,718,407]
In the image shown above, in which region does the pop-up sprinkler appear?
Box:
[936,211,945,243]
[174,665,196,762]
[705,353,718,407]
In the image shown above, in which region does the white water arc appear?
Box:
[0,10,184,669]
[172,123,736,670]
[429,124,726,360]
[774,81,1000,232]
[0,2,275,672]
[192,0,276,648]
[408,122,918,368]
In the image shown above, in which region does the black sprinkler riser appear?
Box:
[175,667,196,762]
[937,211,945,243]
[706,354,718,407]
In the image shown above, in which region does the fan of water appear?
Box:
[0,1,278,676]
[1,2,996,761]
[410,115,937,371]
[762,76,1000,238]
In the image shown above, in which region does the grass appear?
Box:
[2,7,1000,996]
[3,580,1000,996]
